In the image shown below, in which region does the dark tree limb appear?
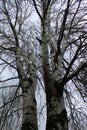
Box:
[32,0,42,21]
[64,62,87,84]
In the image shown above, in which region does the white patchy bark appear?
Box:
[40,2,68,130]
[15,47,37,130]
[16,47,25,79]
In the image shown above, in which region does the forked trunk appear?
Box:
[40,2,68,129]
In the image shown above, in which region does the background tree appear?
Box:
[0,0,38,130]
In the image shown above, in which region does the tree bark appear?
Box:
[21,79,38,130]
[46,82,68,130]
[15,47,38,130]
[40,1,68,130]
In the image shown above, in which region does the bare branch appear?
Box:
[64,62,87,84]
[32,0,42,21]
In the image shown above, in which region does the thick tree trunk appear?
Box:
[46,82,68,130]
[40,2,68,130]
[41,21,68,130]
[21,79,38,130]
[15,47,38,130]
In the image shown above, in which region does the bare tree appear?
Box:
[0,0,87,130]
[0,0,38,130]
[32,0,87,130]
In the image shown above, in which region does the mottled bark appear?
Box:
[46,82,68,130]
[21,79,38,130]
[15,47,38,130]
[41,21,68,129]
[40,1,68,130]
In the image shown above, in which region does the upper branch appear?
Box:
[2,1,19,46]
[44,0,51,18]
[64,62,87,84]
[32,0,42,21]
[62,40,83,82]
[55,0,70,59]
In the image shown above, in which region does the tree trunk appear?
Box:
[40,2,68,130]
[21,79,38,130]
[46,82,68,130]
[15,47,38,130]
